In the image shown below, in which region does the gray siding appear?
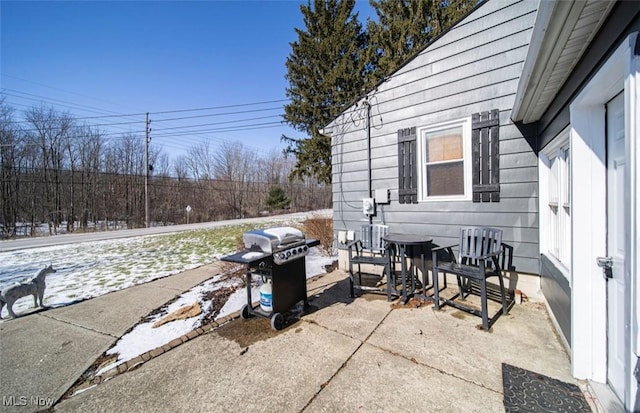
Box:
[540,255,571,344]
[328,0,540,274]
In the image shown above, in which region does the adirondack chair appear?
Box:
[347,224,393,300]
[431,227,512,330]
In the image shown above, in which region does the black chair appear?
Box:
[347,224,393,300]
[432,227,513,330]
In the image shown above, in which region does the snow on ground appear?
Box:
[97,247,334,376]
[0,234,214,315]
[0,220,304,317]
[0,225,335,378]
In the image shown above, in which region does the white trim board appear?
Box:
[569,32,638,410]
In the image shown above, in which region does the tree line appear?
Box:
[0,103,330,238]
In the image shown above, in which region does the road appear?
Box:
[0,209,332,252]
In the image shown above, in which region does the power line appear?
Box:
[1,73,132,110]
[12,113,286,136]
[0,83,295,157]
[151,106,283,122]
[1,78,291,154]
[1,89,141,119]
[1,88,312,154]
[150,114,283,131]
[150,122,285,138]
[2,89,288,123]
[149,99,289,115]
[3,88,358,125]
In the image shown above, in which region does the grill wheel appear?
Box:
[240,304,250,320]
[270,312,284,330]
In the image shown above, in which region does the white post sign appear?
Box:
[186,205,192,224]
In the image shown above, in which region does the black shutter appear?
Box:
[472,110,500,202]
[397,127,417,204]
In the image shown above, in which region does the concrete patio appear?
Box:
[42,268,595,412]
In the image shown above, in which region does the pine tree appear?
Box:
[430,0,477,39]
[283,0,476,185]
[265,186,291,211]
[367,0,476,88]
[366,0,432,87]
[283,0,367,185]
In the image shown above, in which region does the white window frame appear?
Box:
[539,127,571,278]
[416,117,472,202]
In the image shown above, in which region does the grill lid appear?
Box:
[243,226,305,253]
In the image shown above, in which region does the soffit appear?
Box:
[512,0,615,124]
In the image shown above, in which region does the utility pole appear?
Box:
[145,112,150,228]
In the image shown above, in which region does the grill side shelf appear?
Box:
[220,250,271,265]
[221,239,320,265]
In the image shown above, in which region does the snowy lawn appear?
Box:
[0,220,336,381]
[0,221,287,316]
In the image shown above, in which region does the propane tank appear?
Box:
[259,277,273,313]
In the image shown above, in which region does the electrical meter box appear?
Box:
[362,198,375,215]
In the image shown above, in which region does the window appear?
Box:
[540,130,571,271]
[417,118,471,201]
[397,110,499,204]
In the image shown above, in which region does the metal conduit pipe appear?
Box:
[365,100,372,225]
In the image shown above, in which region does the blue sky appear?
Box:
[1,1,374,161]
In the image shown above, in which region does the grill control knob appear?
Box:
[286,251,291,257]
[303,245,308,252]
[292,249,297,255]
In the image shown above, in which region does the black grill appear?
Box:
[221,226,320,330]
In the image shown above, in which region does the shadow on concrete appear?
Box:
[214,275,359,348]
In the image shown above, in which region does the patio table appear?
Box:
[382,233,433,304]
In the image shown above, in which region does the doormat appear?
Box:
[502,363,591,412]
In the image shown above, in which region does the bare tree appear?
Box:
[111,133,145,228]
[24,106,74,234]
[0,100,21,236]
[77,126,104,229]
[171,154,199,222]
[173,155,189,180]
[213,141,256,219]
[183,141,222,220]
[185,140,215,180]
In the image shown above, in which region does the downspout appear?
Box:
[366,99,372,225]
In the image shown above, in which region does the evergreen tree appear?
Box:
[429,0,477,39]
[283,0,476,185]
[283,0,367,185]
[367,0,476,88]
[265,186,290,211]
[366,0,432,87]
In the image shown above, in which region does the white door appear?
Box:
[605,91,626,400]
